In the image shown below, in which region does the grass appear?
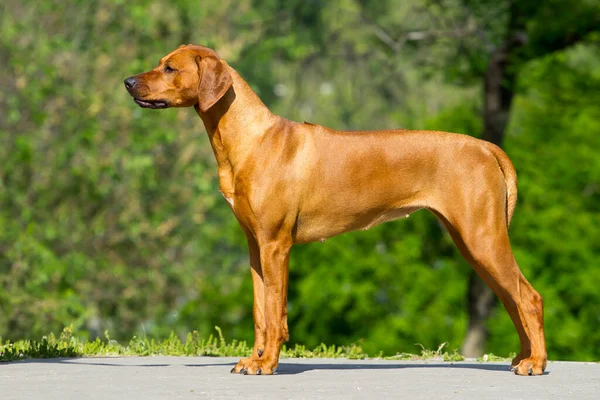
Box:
[0,326,486,363]
[0,326,251,362]
[477,353,515,362]
[385,342,465,362]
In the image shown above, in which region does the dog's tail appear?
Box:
[485,142,518,228]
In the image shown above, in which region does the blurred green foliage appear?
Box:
[0,0,598,361]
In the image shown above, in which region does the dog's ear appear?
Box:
[196,56,233,113]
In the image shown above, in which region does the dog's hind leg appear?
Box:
[431,169,547,375]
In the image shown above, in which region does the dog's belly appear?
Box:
[293,204,422,244]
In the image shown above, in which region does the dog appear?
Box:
[124,44,547,375]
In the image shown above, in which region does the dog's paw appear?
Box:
[511,352,526,369]
[230,357,277,375]
[511,356,547,376]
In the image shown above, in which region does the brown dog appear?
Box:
[124,44,547,375]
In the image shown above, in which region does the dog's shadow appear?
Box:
[16,358,548,375]
[273,361,512,375]
[183,360,533,375]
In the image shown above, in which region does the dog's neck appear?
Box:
[195,64,279,196]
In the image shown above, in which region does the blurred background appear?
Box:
[1,0,599,361]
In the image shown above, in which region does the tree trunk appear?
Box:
[461,27,525,357]
[461,271,497,357]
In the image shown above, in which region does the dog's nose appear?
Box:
[124,77,137,90]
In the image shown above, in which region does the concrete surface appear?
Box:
[1,356,598,399]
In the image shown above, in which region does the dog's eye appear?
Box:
[165,65,176,73]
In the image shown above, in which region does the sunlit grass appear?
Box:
[1,326,475,363]
[0,326,250,361]
[385,342,465,362]
[477,353,514,362]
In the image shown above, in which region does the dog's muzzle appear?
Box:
[124,77,170,109]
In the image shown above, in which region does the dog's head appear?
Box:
[124,44,233,112]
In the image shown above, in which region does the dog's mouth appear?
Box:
[133,98,170,109]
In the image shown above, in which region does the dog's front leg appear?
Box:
[248,237,266,358]
[231,237,291,375]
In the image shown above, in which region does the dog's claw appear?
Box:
[230,367,236,374]
[240,368,248,375]
[528,368,533,376]
[256,369,262,375]
[257,349,263,357]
